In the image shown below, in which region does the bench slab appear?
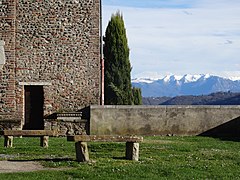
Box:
[67,135,143,142]
[2,130,57,137]
[1,130,57,148]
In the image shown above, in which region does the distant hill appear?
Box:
[143,96,171,105]
[132,74,240,97]
[143,92,240,105]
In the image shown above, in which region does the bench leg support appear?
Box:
[40,136,49,148]
[126,142,139,161]
[4,136,13,148]
[75,142,89,162]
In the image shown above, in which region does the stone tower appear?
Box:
[0,0,101,130]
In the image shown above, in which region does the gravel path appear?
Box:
[0,161,59,173]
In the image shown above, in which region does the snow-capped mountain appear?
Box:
[132,74,240,97]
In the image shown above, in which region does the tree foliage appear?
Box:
[132,87,143,105]
[104,12,133,105]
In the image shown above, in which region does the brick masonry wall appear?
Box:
[0,0,101,130]
[0,0,17,121]
[15,0,101,116]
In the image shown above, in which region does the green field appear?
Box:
[0,136,239,179]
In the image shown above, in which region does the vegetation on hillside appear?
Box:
[143,92,240,105]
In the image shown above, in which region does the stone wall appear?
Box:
[0,119,21,130]
[90,105,240,137]
[44,119,88,136]
[0,0,101,128]
[0,0,17,120]
[44,112,89,136]
[15,0,101,115]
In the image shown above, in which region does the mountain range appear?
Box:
[132,74,240,97]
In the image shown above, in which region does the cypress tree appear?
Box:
[132,87,143,105]
[104,12,133,105]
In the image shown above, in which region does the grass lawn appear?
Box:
[0,136,239,179]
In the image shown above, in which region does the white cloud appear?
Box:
[102,1,240,78]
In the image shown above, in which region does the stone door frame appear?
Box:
[19,82,51,130]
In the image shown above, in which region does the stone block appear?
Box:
[0,40,6,68]
[126,142,139,161]
[40,136,49,148]
[75,142,89,162]
[4,136,13,148]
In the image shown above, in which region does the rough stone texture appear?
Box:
[15,0,101,113]
[44,119,88,136]
[40,136,49,148]
[44,112,88,135]
[75,141,89,162]
[2,130,57,136]
[4,135,51,148]
[4,136,13,147]
[0,0,17,118]
[0,0,101,129]
[126,142,139,161]
[0,120,21,130]
[67,135,143,142]
[68,135,142,161]
[90,105,240,136]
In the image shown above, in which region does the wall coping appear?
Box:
[90,105,240,109]
[19,82,52,86]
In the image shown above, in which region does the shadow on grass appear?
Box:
[113,156,126,160]
[198,116,240,142]
[7,157,74,162]
[7,157,128,162]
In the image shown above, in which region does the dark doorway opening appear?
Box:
[24,86,44,130]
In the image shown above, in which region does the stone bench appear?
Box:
[1,130,58,148]
[67,135,143,162]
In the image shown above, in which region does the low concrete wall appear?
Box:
[90,105,240,136]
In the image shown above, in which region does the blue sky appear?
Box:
[103,0,193,9]
[102,0,240,79]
